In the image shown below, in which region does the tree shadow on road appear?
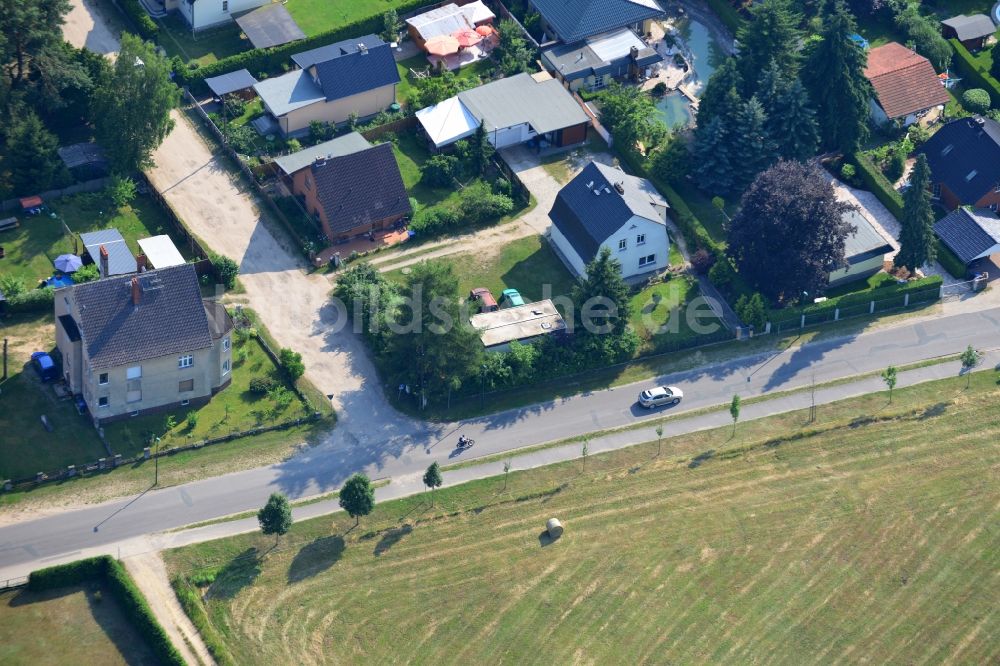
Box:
[287,536,345,583]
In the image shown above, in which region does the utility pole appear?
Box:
[154,437,160,486]
[2,338,7,380]
[809,374,816,423]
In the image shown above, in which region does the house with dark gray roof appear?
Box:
[933,207,1000,266]
[941,14,997,51]
[548,161,670,278]
[919,116,1000,212]
[529,0,663,44]
[541,28,662,92]
[293,142,411,242]
[204,69,259,100]
[828,210,895,286]
[254,35,399,136]
[54,264,233,423]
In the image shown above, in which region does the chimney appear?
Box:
[136,253,148,272]
[131,277,141,306]
[358,43,368,55]
[99,245,109,277]
[630,45,639,61]
[614,181,625,195]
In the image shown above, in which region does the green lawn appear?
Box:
[823,270,895,299]
[101,329,314,459]
[385,235,576,303]
[0,192,191,285]
[675,186,732,246]
[0,315,107,481]
[0,583,158,665]
[166,370,1000,664]
[284,0,420,37]
[388,131,459,211]
[156,14,249,65]
[629,274,721,352]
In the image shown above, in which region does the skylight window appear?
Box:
[966,170,978,182]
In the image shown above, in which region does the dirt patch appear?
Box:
[62,0,120,56]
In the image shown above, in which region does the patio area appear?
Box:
[426,42,492,71]
[315,227,412,265]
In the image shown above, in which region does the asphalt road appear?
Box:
[2,306,999,572]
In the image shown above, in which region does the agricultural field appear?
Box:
[0,583,158,665]
[166,371,1000,664]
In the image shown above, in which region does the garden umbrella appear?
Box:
[425,34,460,56]
[54,254,83,273]
[452,28,483,48]
[475,25,494,37]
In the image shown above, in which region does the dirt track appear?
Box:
[62,0,120,55]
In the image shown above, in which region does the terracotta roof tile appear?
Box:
[864,43,950,120]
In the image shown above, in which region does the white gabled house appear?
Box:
[177,0,271,32]
[547,161,670,279]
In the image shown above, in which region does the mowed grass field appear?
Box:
[0,583,158,665]
[166,372,1000,664]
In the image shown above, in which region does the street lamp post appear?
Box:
[480,364,487,408]
[154,437,161,486]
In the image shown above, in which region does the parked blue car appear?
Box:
[31,351,59,382]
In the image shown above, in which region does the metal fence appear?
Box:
[768,286,942,334]
[0,576,29,591]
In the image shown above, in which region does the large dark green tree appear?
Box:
[0,0,71,91]
[693,115,737,194]
[991,41,1000,82]
[572,247,631,337]
[728,160,856,301]
[732,96,779,189]
[5,109,65,194]
[802,2,871,155]
[468,120,494,176]
[768,76,820,161]
[91,33,180,173]
[895,153,936,272]
[736,0,802,96]
[389,261,483,406]
[695,57,742,131]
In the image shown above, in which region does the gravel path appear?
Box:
[124,551,215,666]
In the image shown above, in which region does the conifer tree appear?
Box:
[895,154,936,271]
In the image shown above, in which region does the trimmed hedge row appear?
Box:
[7,287,55,314]
[935,238,967,278]
[172,576,236,666]
[174,0,437,94]
[28,556,185,666]
[118,0,158,39]
[851,152,905,220]
[948,39,1000,108]
[769,275,943,322]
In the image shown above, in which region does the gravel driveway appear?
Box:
[62,0,120,55]
[146,111,424,449]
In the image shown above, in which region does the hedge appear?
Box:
[948,39,1000,109]
[935,238,967,278]
[174,0,437,95]
[770,275,943,322]
[851,152,905,220]
[118,0,158,39]
[704,0,746,35]
[172,576,236,666]
[7,287,54,314]
[28,556,185,666]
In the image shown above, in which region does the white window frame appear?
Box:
[223,337,231,351]
[638,254,656,267]
[98,372,109,385]
[178,355,193,369]
[223,359,231,376]
[98,396,109,408]
[126,366,142,380]
[636,234,646,245]
[618,238,627,251]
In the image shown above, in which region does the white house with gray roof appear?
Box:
[416,73,590,149]
[548,161,670,279]
[55,264,233,423]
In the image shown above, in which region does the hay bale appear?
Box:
[546,518,563,539]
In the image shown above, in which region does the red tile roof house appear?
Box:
[863,42,950,127]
